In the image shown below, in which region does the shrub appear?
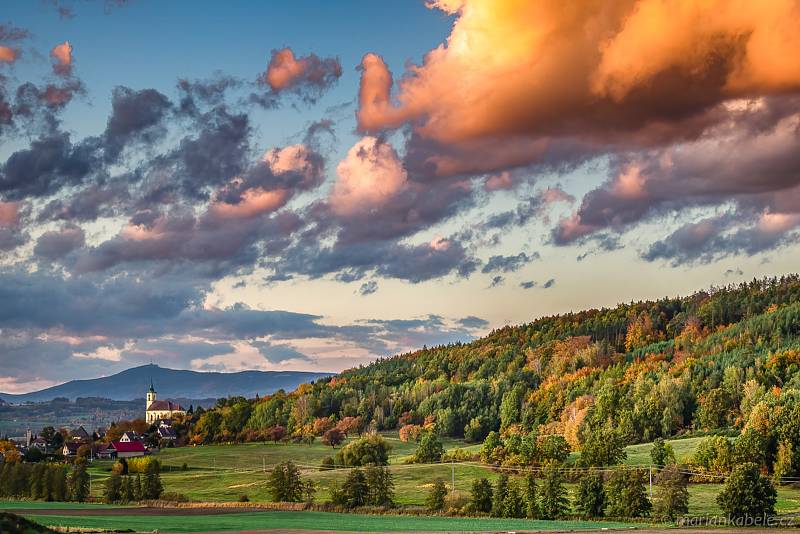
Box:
[412,432,444,463]
[322,428,345,448]
[127,457,159,474]
[159,491,189,502]
[650,438,676,466]
[238,494,249,502]
[267,461,303,502]
[470,478,493,514]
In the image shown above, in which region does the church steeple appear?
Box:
[146,379,157,409]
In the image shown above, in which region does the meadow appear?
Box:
[73,433,800,516]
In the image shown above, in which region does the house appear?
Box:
[62,442,81,457]
[145,381,185,423]
[94,442,115,460]
[110,439,146,458]
[70,426,91,442]
[119,431,140,443]
[157,425,177,441]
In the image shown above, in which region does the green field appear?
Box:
[7,505,636,533]
[74,433,800,517]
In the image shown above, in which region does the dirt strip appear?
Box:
[13,506,271,516]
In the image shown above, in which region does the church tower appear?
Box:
[147,379,156,409]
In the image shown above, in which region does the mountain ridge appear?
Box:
[0,364,333,403]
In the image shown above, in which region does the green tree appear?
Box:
[341,468,369,508]
[580,423,627,467]
[773,441,793,484]
[650,438,676,466]
[69,458,90,502]
[716,462,777,520]
[122,476,134,503]
[500,385,524,431]
[538,435,571,464]
[267,461,303,502]
[654,464,689,520]
[413,432,444,463]
[426,478,448,511]
[104,473,122,503]
[141,458,163,500]
[470,478,493,514]
[480,431,501,464]
[133,474,142,501]
[606,467,652,518]
[540,462,569,519]
[575,471,605,518]
[523,472,539,518]
[695,388,730,430]
[335,433,391,466]
[365,466,394,506]
[502,480,526,518]
[491,473,509,517]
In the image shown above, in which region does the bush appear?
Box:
[127,456,159,474]
[470,478,493,514]
[238,494,249,502]
[650,438,676,466]
[717,462,776,520]
[322,428,345,448]
[159,491,189,502]
[320,456,335,470]
[267,461,304,502]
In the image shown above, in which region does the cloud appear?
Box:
[50,41,73,77]
[103,86,172,161]
[330,136,408,217]
[0,47,18,64]
[543,278,556,289]
[481,252,538,274]
[520,280,536,289]
[489,275,504,288]
[34,224,85,259]
[457,315,489,330]
[358,280,378,296]
[260,48,342,103]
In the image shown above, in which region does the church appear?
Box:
[145,381,186,424]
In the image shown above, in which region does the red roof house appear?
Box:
[110,439,146,458]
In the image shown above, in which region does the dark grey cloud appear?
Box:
[489,275,504,287]
[34,224,85,259]
[358,280,378,296]
[252,341,312,364]
[481,252,538,274]
[543,278,556,288]
[457,316,489,330]
[103,86,172,161]
[520,280,536,289]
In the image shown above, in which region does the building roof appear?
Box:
[71,426,90,439]
[110,440,146,453]
[62,442,80,454]
[120,431,140,440]
[147,400,184,412]
[157,426,177,439]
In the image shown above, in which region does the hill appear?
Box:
[0,364,332,403]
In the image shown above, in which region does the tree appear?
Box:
[267,461,303,502]
[695,388,730,430]
[500,385,524,431]
[470,478,493,514]
[580,423,627,467]
[575,471,605,518]
[141,458,163,500]
[540,461,569,519]
[341,468,368,508]
[480,431,501,464]
[426,478,448,511]
[773,441,793,484]
[538,435,571,464]
[650,438,676,466]
[491,473,508,517]
[399,424,423,443]
[654,464,689,520]
[716,462,776,520]
[69,458,90,502]
[133,474,142,501]
[365,466,394,506]
[606,467,652,518]
[413,432,444,463]
[264,425,287,444]
[335,433,391,467]
[322,428,345,448]
[122,476,134,503]
[502,480,526,518]
[104,473,122,503]
[523,472,539,518]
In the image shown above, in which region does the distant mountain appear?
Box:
[0,364,333,403]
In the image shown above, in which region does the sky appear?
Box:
[1,0,800,393]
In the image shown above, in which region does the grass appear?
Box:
[622,436,705,466]
[25,509,636,533]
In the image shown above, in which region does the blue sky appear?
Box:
[1,0,799,392]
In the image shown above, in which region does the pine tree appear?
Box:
[523,472,539,519]
[502,480,526,518]
[491,473,508,517]
[426,478,447,511]
[342,469,369,508]
[365,466,394,506]
[470,478,493,514]
[654,464,689,520]
[105,473,122,503]
[606,467,652,518]
[575,471,605,518]
[134,474,142,501]
[142,458,163,500]
[69,458,90,502]
[540,462,569,519]
[122,476,134,503]
[717,462,776,520]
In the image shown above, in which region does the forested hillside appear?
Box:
[191,275,800,476]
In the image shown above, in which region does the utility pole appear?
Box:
[649,465,653,499]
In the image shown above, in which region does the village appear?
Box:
[1,383,186,465]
